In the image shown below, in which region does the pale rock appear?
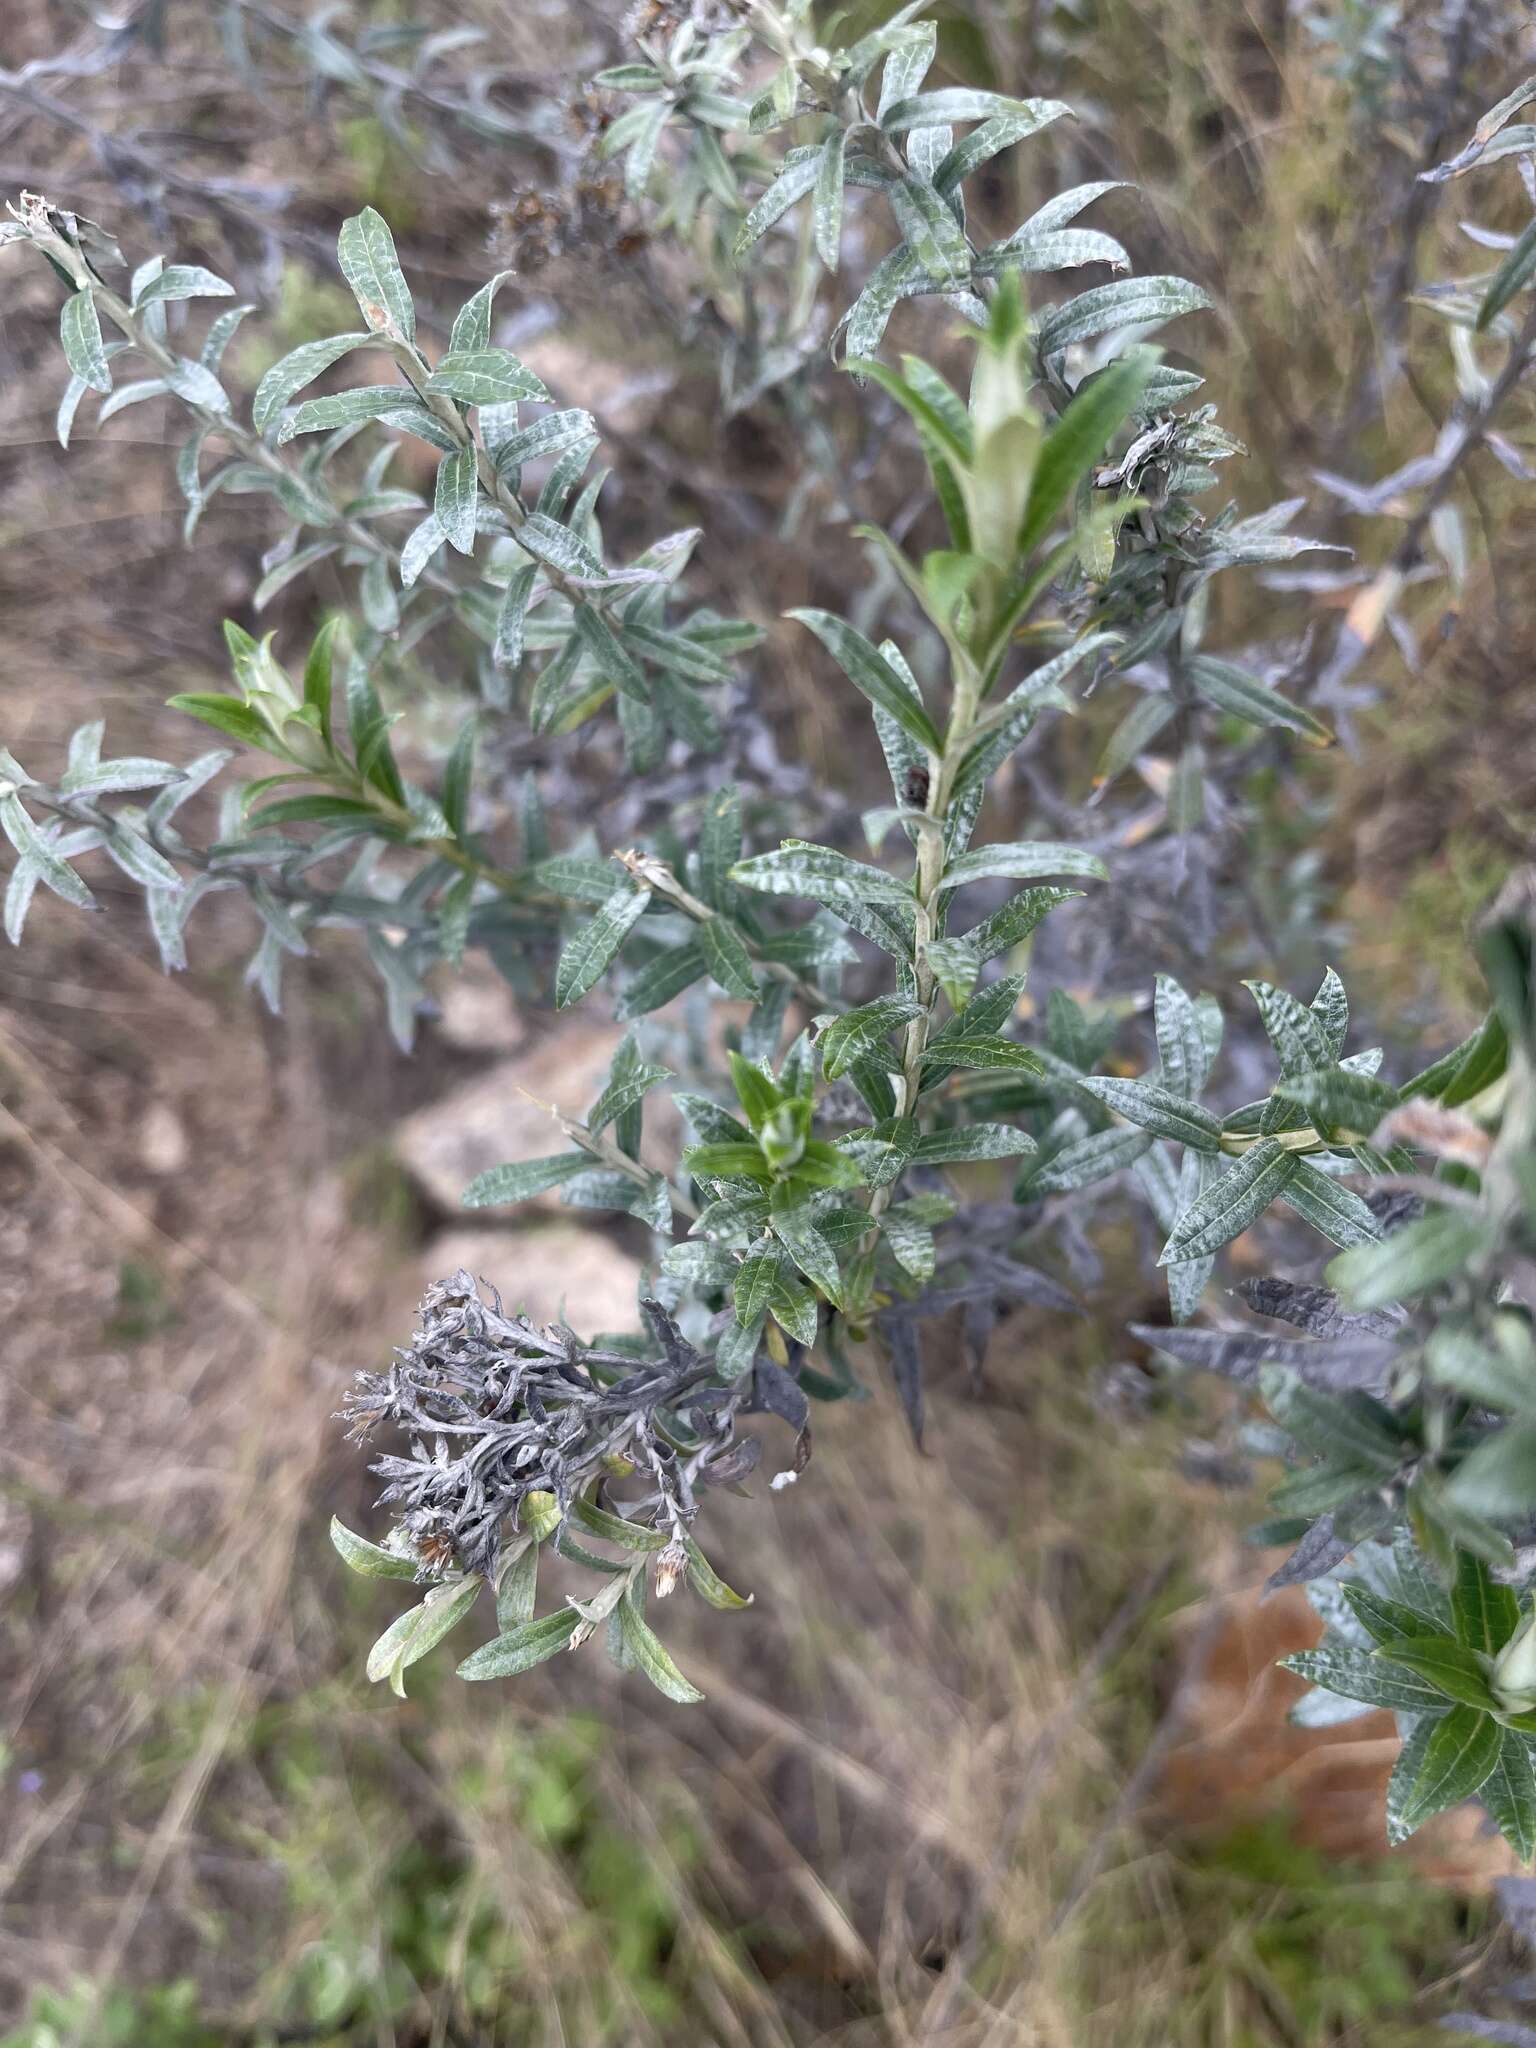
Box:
[140,1101,189,1175]
[392,1018,682,1216]
[431,954,525,1055]
[418,1223,644,1335]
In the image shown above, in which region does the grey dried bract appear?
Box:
[341,1273,745,1579]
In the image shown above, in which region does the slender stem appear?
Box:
[617,850,835,1013]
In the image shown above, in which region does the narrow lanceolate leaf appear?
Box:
[252,332,373,432]
[425,347,549,406]
[457,1609,581,1679]
[135,264,234,306]
[555,884,649,1009]
[275,385,416,443]
[1076,1076,1224,1153]
[1154,975,1210,1099]
[770,1184,842,1304]
[964,885,1079,963]
[1274,1065,1397,1135]
[820,994,922,1080]
[1373,1635,1498,1711]
[734,153,822,258]
[813,128,848,270]
[912,1123,1034,1163]
[60,290,111,393]
[1026,1125,1152,1194]
[330,1517,419,1580]
[572,604,649,702]
[1159,1138,1298,1263]
[337,206,416,342]
[1245,979,1334,1076]
[788,610,941,756]
[696,916,759,999]
[1480,214,1536,331]
[615,1582,705,1703]
[367,1578,479,1696]
[1017,350,1154,559]
[1452,1550,1521,1657]
[731,841,913,904]
[1279,1160,1383,1251]
[1483,1730,1536,1861]
[889,175,971,289]
[1036,276,1212,358]
[1328,1211,1493,1312]
[1279,1646,1452,1714]
[1185,656,1332,745]
[944,843,1107,887]
[462,1153,589,1207]
[1393,1705,1502,1837]
[734,1245,782,1326]
[0,793,97,915]
[684,1536,752,1610]
[434,445,478,555]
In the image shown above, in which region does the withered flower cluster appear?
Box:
[342,1273,757,1580]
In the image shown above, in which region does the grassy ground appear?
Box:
[2,0,1533,2041]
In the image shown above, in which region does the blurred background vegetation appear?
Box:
[3,0,1536,2040]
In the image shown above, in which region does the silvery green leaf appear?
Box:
[1097,688,1179,790]
[252,332,375,432]
[788,609,942,755]
[253,540,339,609]
[276,385,411,443]
[912,1123,1033,1163]
[1166,1152,1214,1322]
[1391,1705,1502,1838]
[201,302,254,371]
[517,512,606,582]
[1310,967,1349,1059]
[60,290,110,394]
[1185,655,1332,744]
[555,883,648,1008]
[96,377,168,422]
[1076,1075,1223,1153]
[490,409,597,474]
[821,994,922,1079]
[813,128,848,270]
[843,245,925,359]
[934,105,1074,194]
[1160,1139,1299,1262]
[889,175,971,289]
[981,227,1128,275]
[0,792,97,914]
[134,264,233,307]
[573,604,649,701]
[1280,1646,1448,1715]
[1154,974,1209,1098]
[434,445,479,555]
[457,1609,581,1680]
[367,1575,481,1696]
[360,554,401,632]
[731,840,911,905]
[882,88,1062,131]
[163,356,229,412]
[770,1184,841,1303]
[493,563,536,667]
[400,511,445,589]
[1484,1731,1536,1862]
[463,1154,590,1208]
[614,1578,704,1702]
[696,917,759,998]
[1036,275,1212,357]
[337,206,416,342]
[1026,1124,1152,1194]
[331,1516,420,1580]
[588,1060,672,1137]
[1245,979,1334,1078]
[734,152,822,257]
[963,883,1079,963]
[426,347,549,406]
[449,269,512,352]
[945,842,1107,886]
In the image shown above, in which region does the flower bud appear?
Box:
[1493,1605,1536,1714]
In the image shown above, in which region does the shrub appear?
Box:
[4,2,1536,1871]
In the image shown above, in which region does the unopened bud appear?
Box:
[654,1538,688,1600]
[1493,1606,1536,1714]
